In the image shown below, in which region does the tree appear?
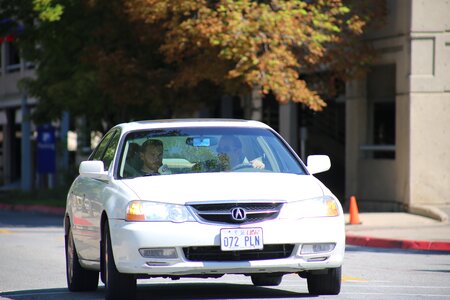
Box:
[1,0,217,131]
[125,0,382,117]
[0,0,382,129]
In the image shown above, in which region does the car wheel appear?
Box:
[306,266,341,295]
[103,221,137,300]
[65,225,99,291]
[251,274,283,286]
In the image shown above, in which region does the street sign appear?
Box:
[37,124,56,174]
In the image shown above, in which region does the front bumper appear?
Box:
[109,216,345,276]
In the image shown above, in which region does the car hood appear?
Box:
[122,172,325,204]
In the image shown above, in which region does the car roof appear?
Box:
[113,119,272,133]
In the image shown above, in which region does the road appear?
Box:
[1,210,450,299]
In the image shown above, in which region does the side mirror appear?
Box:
[79,160,109,180]
[306,155,331,174]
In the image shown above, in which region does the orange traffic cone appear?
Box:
[349,195,361,225]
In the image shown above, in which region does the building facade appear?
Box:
[0,35,36,190]
[344,0,450,211]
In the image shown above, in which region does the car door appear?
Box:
[71,129,120,261]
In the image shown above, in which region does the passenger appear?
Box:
[126,143,142,170]
[123,142,142,177]
[217,136,265,170]
[139,139,171,175]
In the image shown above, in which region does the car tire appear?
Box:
[104,222,137,300]
[251,274,283,286]
[306,266,341,295]
[65,225,99,291]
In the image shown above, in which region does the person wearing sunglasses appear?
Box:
[217,135,265,171]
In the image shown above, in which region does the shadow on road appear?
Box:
[137,282,311,299]
[0,282,313,299]
[345,245,449,255]
[0,210,63,228]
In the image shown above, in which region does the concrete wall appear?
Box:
[346,0,450,210]
[409,0,450,206]
[0,70,35,106]
[410,94,450,206]
[345,0,411,211]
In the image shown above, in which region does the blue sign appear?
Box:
[37,124,56,174]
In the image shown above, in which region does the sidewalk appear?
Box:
[1,202,450,252]
[345,205,450,252]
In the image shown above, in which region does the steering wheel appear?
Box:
[231,163,253,171]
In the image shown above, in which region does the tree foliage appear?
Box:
[0,0,382,130]
[1,0,219,130]
[126,0,381,111]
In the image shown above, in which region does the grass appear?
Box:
[0,187,68,208]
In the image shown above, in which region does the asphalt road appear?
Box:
[1,210,450,300]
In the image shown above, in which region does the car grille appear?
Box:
[183,244,295,262]
[188,202,284,225]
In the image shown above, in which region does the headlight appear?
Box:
[126,201,195,222]
[278,196,340,219]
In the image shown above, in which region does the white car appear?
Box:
[64,119,345,300]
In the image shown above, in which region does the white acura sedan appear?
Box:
[64,119,345,300]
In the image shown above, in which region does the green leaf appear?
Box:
[33,0,63,22]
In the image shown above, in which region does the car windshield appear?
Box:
[117,126,306,178]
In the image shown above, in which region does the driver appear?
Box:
[139,139,171,175]
[217,135,264,170]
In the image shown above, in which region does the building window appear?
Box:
[363,64,396,159]
[6,41,21,73]
[0,43,3,74]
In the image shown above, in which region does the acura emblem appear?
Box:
[231,207,247,221]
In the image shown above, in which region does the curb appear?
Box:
[346,234,450,252]
[0,203,65,215]
[408,205,449,223]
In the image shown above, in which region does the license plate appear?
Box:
[220,227,263,251]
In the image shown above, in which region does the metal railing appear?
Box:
[359,144,395,152]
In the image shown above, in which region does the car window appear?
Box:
[117,127,306,178]
[90,129,120,171]
[102,130,120,171]
[91,131,115,161]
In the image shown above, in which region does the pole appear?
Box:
[21,94,32,191]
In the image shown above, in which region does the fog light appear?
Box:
[306,256,328,262]
[146,261,171,266]
[300,243,336,254]
[139,248,178,259]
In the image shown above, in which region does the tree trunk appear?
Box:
[242,85,263,121]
